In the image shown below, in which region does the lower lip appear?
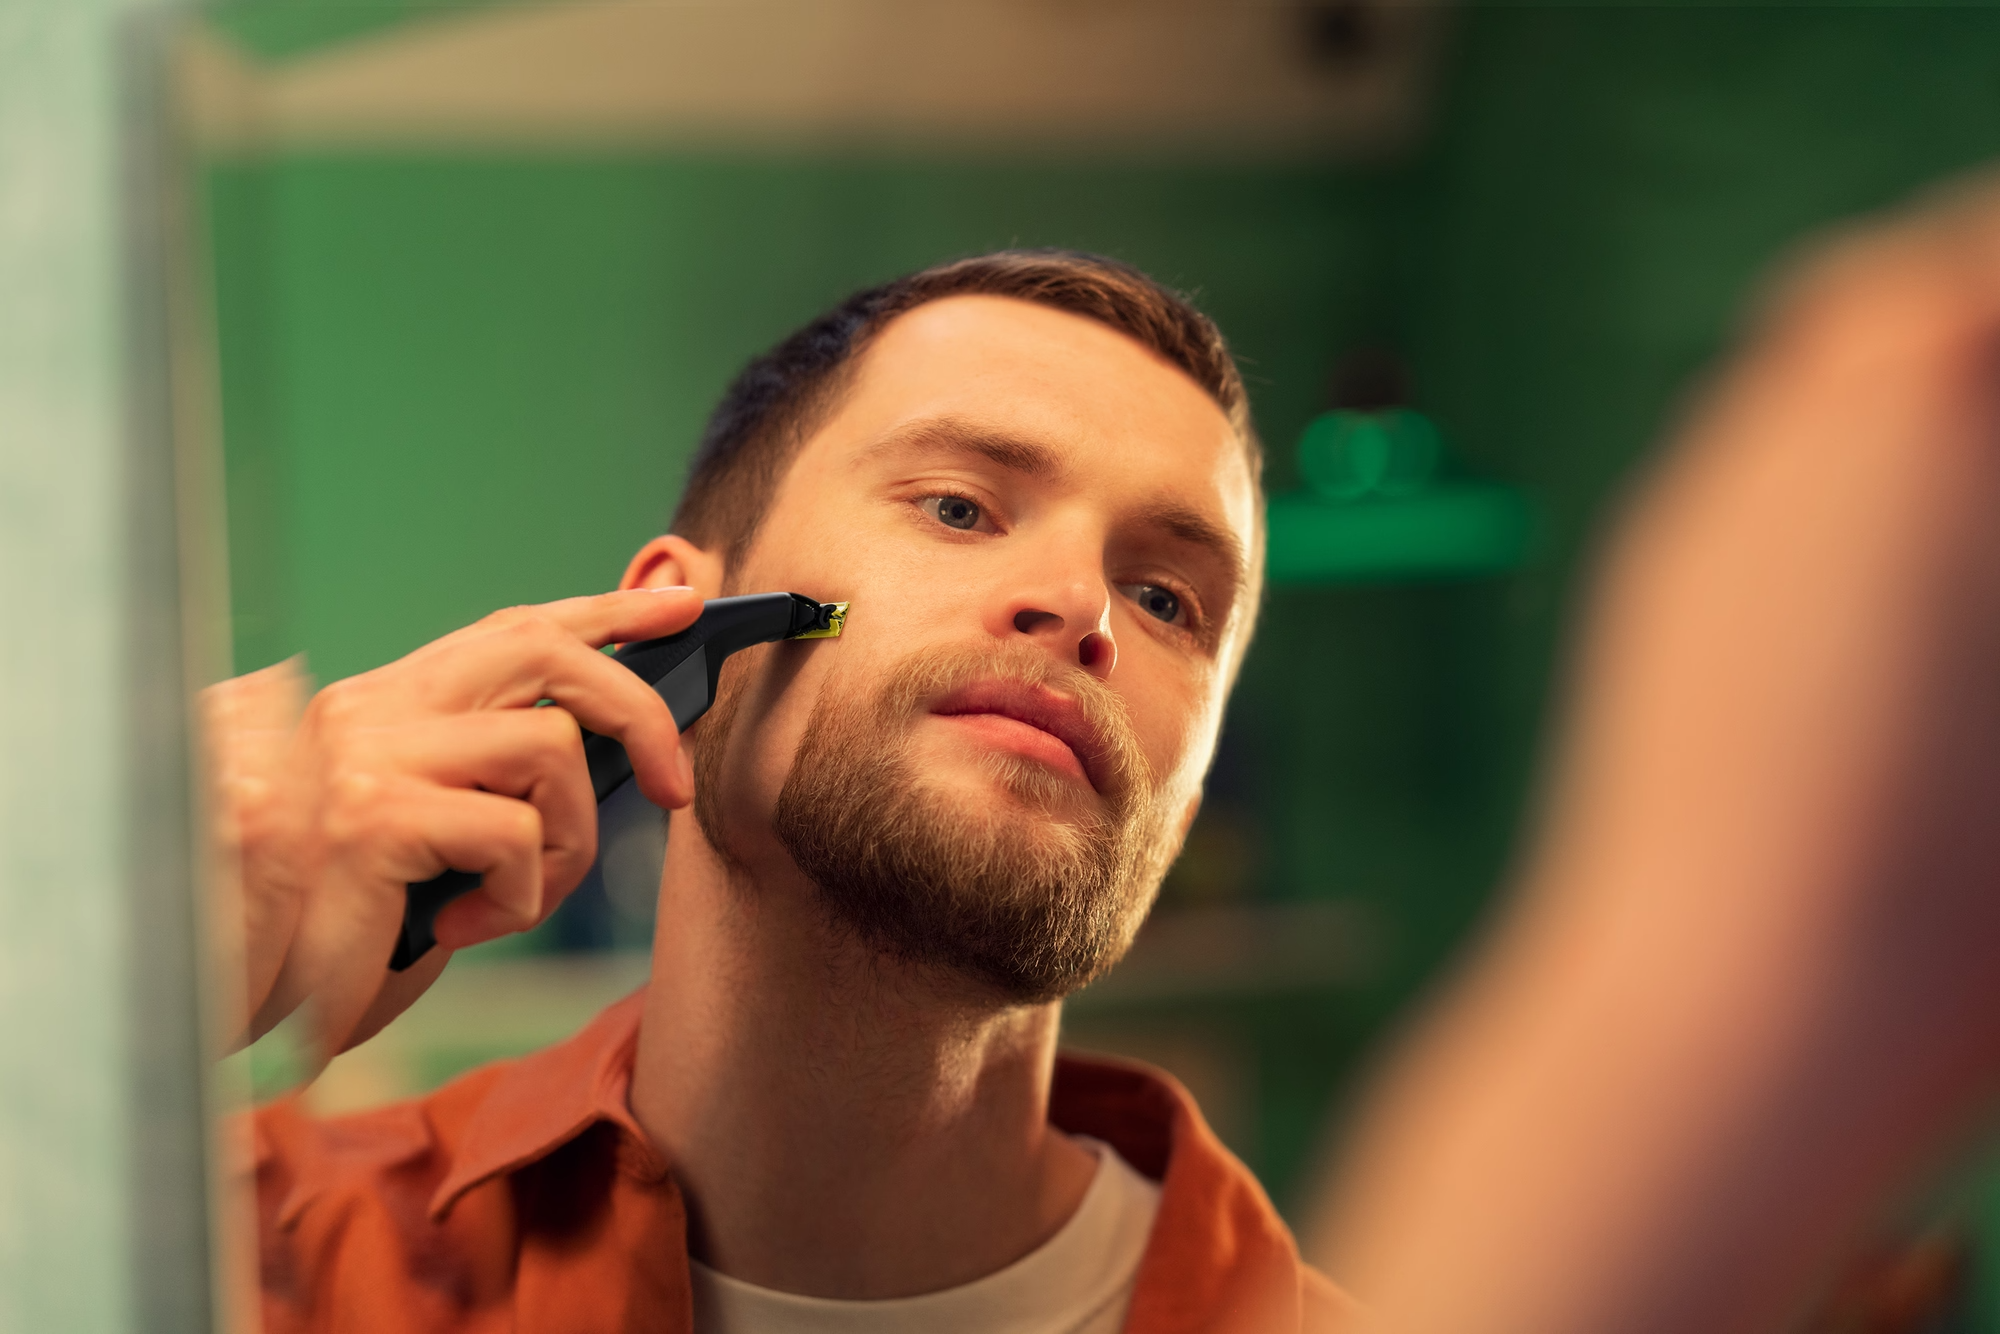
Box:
[933,712,1090,785]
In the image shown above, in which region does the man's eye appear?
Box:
[1120,583,1184,625]
[921,495,983,530]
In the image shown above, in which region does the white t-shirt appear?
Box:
[689,1137,1163,1334]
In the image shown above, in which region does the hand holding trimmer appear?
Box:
[391,592,848,970]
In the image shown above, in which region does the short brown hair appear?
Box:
[671,249,1258,562]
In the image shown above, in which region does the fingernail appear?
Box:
[642,585,693,593]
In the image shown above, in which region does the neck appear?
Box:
[629,807,1097,1299]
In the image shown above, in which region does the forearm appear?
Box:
[1313,840,1978,1334]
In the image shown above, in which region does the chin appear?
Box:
[933,753,1104,822]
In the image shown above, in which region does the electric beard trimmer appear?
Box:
[390,592,848,971]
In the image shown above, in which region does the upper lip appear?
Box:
[930,678,1111,793]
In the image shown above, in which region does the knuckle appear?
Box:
[198,677,246,724]
[307,678,369,734]
[320,768,391,847]
[228,774,277,840]
[481,604,538,629]
[500,801,543,853]
[493,613,570,666]
[531,705,585,756]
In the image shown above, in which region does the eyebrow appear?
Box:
[861,417,1069,482]
[1136,500,1248,602]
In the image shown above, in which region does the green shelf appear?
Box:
[1265,484,1534,584]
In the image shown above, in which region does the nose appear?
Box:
[1002,570,1117,680]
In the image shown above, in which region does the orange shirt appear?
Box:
[255,992,1359,1333]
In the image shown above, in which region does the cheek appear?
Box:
[713,635,894,804]
[704,646,815,809]
[1135,672,1223,799]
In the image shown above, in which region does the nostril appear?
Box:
[1014,609,1063,635]
[1078,632,1113,672]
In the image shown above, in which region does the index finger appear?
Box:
[533,586,706,649]
[340,587,707,807]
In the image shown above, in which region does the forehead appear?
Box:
[802,294,1256,527]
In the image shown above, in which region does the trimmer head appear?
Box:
[792,601,848,639]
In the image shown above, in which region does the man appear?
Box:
[213,251,1357,1332]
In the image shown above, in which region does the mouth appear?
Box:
[929,678,1111,794]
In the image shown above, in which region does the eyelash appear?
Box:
[910,490,1209,640]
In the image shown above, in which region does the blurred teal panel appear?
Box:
[1266,488,1533,583]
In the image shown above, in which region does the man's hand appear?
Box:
[203,588,703,1061]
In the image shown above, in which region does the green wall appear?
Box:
[207,4,2000,1287]
[210,156,1388,683]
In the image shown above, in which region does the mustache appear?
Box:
[871,641,1149,805]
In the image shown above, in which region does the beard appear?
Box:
[692,641,1178,1004]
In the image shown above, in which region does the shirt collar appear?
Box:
[424,986,1309,1332]
[428,986,665,1220]
[1051,1052,1309,1334]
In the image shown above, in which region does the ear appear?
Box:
[622,534,725,599]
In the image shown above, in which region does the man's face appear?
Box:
[692,295,1259,1000]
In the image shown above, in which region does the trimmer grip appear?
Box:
[391,869,482,972]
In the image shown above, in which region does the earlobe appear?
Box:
[621,534,726,599]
